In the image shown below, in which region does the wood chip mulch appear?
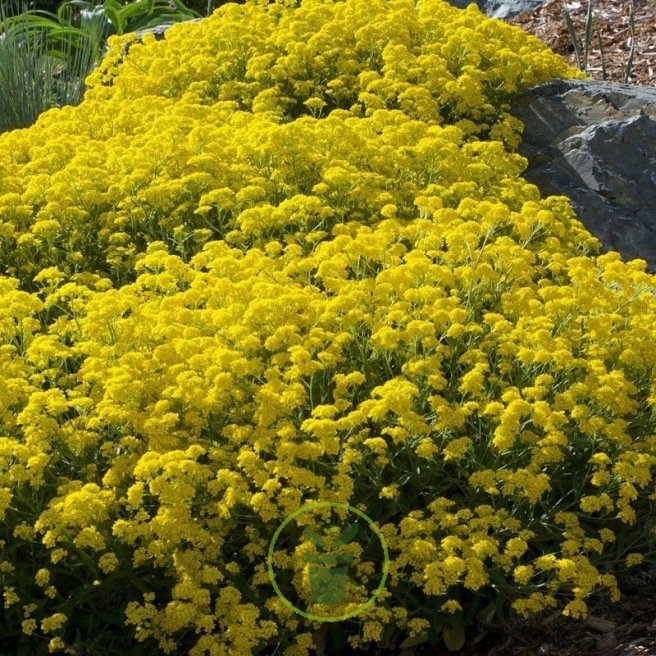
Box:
[503,0,656,86]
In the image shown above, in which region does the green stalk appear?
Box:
[47,26,98,108]
[624,1,635,83]
[562,4,583,71]
[596,29,606,80]
[582,0,594,71]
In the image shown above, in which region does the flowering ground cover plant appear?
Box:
[0,0,655,654]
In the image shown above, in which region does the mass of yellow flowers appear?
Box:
[0,0,654,654]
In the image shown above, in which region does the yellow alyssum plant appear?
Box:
[3,1,655,655]
[0,0,587,289]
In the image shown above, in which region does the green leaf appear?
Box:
[329,622,348,651]
[56,1,83,27]
[312,624,329,656]
[464,595,481,625]
[495,592,506,625]
[304,526,326,549]
[443,613,466,652]
[583,0,593,69]
[103,4,122,34]
[104,0,123,12]
[118,0,152,24]
[303,552,328,564]
[562,6,582,70]
[624,2,635,83]
[476,601,496,626]
[334,522,359,547]
[596,30,606,80]
[399,632,429,649]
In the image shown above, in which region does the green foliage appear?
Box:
[0,0,98,132]
[73,0,201,36]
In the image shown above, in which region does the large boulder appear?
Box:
[509,79,656,272]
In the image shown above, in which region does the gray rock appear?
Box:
[447,0,548,19]
[98,18,203,60]
[132,17,202,41]
[509,79,656,271]
[484,0,548,18]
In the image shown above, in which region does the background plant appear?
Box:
[562,0,636,82]
[0,0,102,132]
[1,0,253,21]
[60,0,201,37]
[0,0,202,134]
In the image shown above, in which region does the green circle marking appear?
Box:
[267,501,389,623]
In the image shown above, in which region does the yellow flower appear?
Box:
[441,599,462,613]
[443,436,472,461]
[98,553,119,574]
[513,565,534,585]
[626,553,644,567]
[35,568,50,587]
[363,437,388,454]
[22,619,38,635]
[41,613,68,634]
[48,638,67,654]
[464,557,488,590]
[563,599,588,619]
[415,438,438,459]
[0,0,652,643]
[380,484,399,500]
[3,587,19,609]
[504,537,529,559]
[362,620,384,642]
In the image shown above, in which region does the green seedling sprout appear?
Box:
[303,523,359,566]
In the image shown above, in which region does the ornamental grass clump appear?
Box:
[0,0,100,133]
[1,1,655,655]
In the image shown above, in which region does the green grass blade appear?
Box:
[562,5,582,70]
[596,29,606,79]
[583,0,593,70]
[624,1,635,82]
[0,23,56,131]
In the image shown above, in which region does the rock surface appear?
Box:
[447,0,548,19]
[508,78,656,272]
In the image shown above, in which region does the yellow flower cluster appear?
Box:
[0,0,586,288]
[0,0,653,654]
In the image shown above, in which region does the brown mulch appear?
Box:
[313,571,656,656]
[504,0,656,86]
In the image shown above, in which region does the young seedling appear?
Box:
[303,523,359,566]
[303,523,360,605]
